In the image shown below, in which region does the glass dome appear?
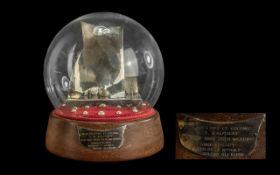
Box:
[44,12,164,121]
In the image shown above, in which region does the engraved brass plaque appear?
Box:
[77,125,126,150]
[177,114,265,158]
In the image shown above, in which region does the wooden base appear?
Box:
[46,111,164,161]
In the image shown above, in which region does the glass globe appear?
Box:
[44,12,164,121]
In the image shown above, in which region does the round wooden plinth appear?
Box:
[46,111,164,161]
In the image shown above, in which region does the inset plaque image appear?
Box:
[176,113,266,159]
